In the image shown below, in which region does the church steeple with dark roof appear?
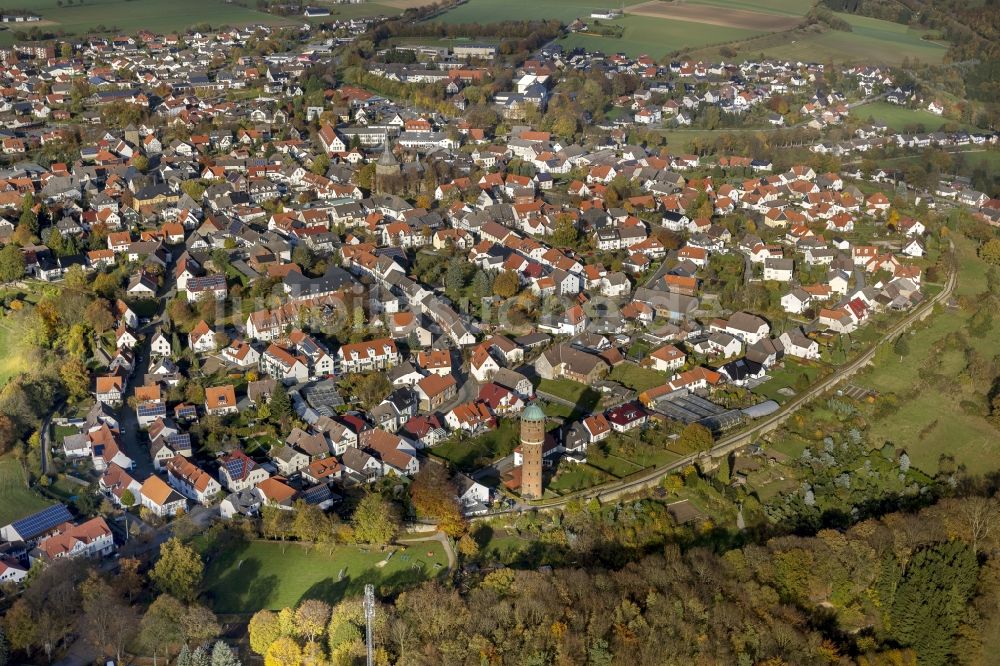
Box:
[374,142,400,194]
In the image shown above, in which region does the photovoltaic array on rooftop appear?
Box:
[10,503,73,540]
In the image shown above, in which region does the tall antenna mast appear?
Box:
[364,583,375,666]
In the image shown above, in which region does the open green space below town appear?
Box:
[691,12,948,66]
[0,454,54,527]
[856,234,1000,475]
[878,149,1000,174]
[0,321,29,387]
[198,538,447,614]
[0,0,300,45]
[0,282,54,387]
[854,101,968,132]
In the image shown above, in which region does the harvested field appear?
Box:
[626,0,801,31]
[381,0,435,8]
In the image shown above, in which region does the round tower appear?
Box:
[374,142,400,194]
[520,402,545,499]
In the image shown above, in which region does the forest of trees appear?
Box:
[243,495,1000,666]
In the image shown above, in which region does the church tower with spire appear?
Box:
[374,142,400,194]
[519,403,545,499]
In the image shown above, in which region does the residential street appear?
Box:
[118,281,172,478]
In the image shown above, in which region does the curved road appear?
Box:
[491,242,957,514]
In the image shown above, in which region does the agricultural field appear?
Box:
[0,0,298,44]
[435,0,624,24]
[308,2,406,19]
[669,0,811,17]
[0,455,54,527]
[200,539,447,614]
[627,1,801,32]
[558,15,766,58]
[432,0,780,58]
[690,11,948,65]
[758,13,947,65]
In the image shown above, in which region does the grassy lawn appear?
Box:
[657,128,769,154]
[854,101,964,132]
[768,432,812,460]
[748,472,798,503]
[53,424,78,442]
[0,455,54,527]
[582,435,681,484]
[536,379,601,409]
[475,533,530,561]
[547,463,610,494]
[540,400,583,421]
[0,319,29,387]
[245,434,279,455]
[45,475,86,502]
[587,447,643,477]
[609,363,668,392]
[754,359,825,404]
[432,419,518,471]
[200,539,447,614]
[868,393,998,475]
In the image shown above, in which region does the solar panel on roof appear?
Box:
[166,433,191,449]
[10,503,73,540]
[138,403,166,417]
[224,458,248,479]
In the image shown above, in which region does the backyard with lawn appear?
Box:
[544,431,684,496]
[536,378,601,411]
[199,538,448,614]
[609,362,669,392]
[0,454,54,527]
[431,418,518,471]
[753,359,827,405]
